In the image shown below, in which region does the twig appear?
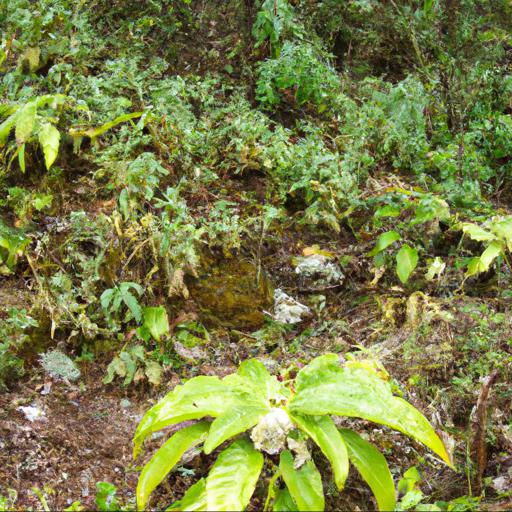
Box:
[470,369,500,495]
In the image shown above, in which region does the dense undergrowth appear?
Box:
[1,0,512,510]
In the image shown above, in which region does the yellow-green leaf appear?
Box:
[38,123,60,169]
[206,438,263,511]
[279,450,325,512]
[339,428,396,512]
[204,404,269,454]
[396,244,419,284]
[291,414,349,491]
[368,231,401,257]
[137,421,210,510]
[289,355,453,467]
[15,101,37,144]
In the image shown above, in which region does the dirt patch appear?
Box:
[0,363,152,510]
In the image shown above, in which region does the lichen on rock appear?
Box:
[39,350,81,381]
[294,254,344,288]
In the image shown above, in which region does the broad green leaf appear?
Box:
[279,450,325,512]
[465,256,484,278]
[223,358,289,403]
[273,488,298,512]
[38,122,60,169]
[398,466,421,494]
[142,306,169,342]
[491,217,512,251]
[291,414,349,491]
[133,377,251,458]
[0,108,20,146]
[206,438,263,511]
[121,290,142,323]
[465,241,503,278]
[289,356,452,467]
[167,479,208,511]
[339,428,396,512]
[423,0,433,16]
[479,241,503,271]
[102,356,126,384]
[396,244,419,284]
[18,143,26,173]
[119,351,136,386]
[137,421,210,510]
[15,101,37,144]
[461,223,496,242]
[100,288,115,312]
[204,404,270,454]
[368,231,401,257]
[374,205,401,218]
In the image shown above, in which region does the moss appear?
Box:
[188,259,274,329]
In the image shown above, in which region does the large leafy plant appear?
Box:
[133,354,452,511]
[0,94,72,171]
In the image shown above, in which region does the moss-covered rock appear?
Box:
[188,259,274,329]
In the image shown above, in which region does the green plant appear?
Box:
[256,41,340,112]
[0,220,29,274]
[0,489,17,511]
[95,482,119,512]
[0,308,38,389]
[100,282,144,325]
[368,190,451,284]
[133,354,452,511]
[252,0,300,56]
[0,94,73,171]
[103,344,162,387]
[4,186,53,225]
[137,306,170,344]
[459,215,512,279]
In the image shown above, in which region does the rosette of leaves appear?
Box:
[133,354,453,511]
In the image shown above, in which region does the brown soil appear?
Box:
[0,364,151,510]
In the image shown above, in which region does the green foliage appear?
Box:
[138,306,169,344]
[0,94,74,171]
[460,216,512,279]
[0,308,37,389]
[252,0,301,56]
[103,345,162,387]
[0,221,29,274]
[367,190,452,284]
[100,282,144,325]
[134,356,451,511]
[95,482,119,512]
[256,41,340,112]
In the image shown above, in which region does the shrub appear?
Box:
[133,355,452,511]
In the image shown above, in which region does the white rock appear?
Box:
[17,404,45,422]
[274,289,310,324]
[294,254,343,285]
